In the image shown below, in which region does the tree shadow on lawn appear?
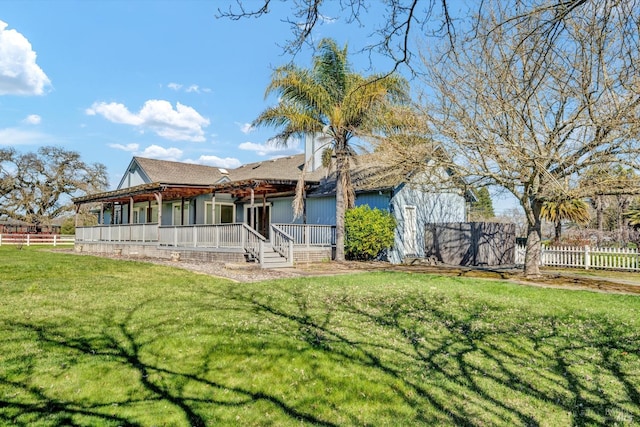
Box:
[2,282,639,426]
[3,298,338,427]
[230,285,640,426]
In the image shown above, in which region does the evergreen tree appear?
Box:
[470,187,495,220]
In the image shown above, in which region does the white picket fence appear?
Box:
[0,234,75,246]
[516,244,640,271]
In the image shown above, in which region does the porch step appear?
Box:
[255,243,293,269]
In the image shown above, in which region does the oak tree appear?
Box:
[0,147,108,229]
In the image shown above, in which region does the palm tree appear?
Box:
[540,199,590,243]
[253,38,408,261]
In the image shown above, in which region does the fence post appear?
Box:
[53,235,57,246]
[0,234,2,246]
[27,234,30,246]
[584,245,590,270]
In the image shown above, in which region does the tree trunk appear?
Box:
[523,198,543,277]
[595,195,604,246]
[334,150,347,261]
[554,221,562,243]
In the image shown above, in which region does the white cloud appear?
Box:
[167,82,211,94]
[238,140,302,157]
[137,144,183,161]
[108,143,139,152]
[187,155,242,169]
[0,127,48,145]
[107,142,183,162]
[86,99,210,142]
[23,114,41,125]
[238,122,254,134]
[0,21,51,96]
[86,102,142,125]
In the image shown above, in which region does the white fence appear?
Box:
[516,244,640,271]
[0,234,75,246]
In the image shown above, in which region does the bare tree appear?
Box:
[0,147,108,229]
[218,0,595,75]
[416,0,640,276]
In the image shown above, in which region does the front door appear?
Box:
[246,205,271,239]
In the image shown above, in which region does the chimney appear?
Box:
[304,133,330,171]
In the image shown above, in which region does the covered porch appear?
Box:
[73,179,335,268]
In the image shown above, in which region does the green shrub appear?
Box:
[345,205,396,260]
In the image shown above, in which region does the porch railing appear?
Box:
[76,223,331,266]
[76,224,159,243]
[158,223,250,249]
[273,224,335,247]
[271,224,294,266]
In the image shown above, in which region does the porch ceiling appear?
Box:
[210,179,302,199]
[73,179,308,205]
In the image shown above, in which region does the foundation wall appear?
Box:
[74,243,247,263]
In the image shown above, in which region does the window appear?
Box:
[205,202,235,224]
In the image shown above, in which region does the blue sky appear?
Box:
[1,1,397,186]
[1,1,518,214]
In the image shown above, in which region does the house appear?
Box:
[73,138,469,267]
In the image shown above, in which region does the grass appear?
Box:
[1,247,639,426]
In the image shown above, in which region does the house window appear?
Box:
[205,202,235,224]
[172,202,189,225]
[133,206,157,223]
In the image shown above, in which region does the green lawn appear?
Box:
[1,247,639,426]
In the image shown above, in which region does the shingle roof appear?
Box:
[134,157,226,185]
[228,154,327,182]
[309,154,407,196]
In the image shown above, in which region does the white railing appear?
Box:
[273,224,335,247]
[158,223,247,248]
[242,224,266,262]
[0,234,75,246]
[516,244,640,271]
[75,224,158,243]
[74,223,331,267]
[271,224,294,266]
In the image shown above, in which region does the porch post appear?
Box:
[154,192,163,241]
[100,203,104,225]
[129,197,134,224]
[181,197,185,225]
[250,188,255,230]
[211,192,216,224]
[147,200,152,223]
[262,192,267,237]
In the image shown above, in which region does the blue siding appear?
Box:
[388,183,466,264]
[118,164,148,189]
[355,192,391,211]
[270,198,305,224]
[306,197,336,224]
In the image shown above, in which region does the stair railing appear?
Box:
[270,224,294,267]
[241,224,266,263]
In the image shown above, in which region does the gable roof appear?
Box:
[132,157,227,185]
